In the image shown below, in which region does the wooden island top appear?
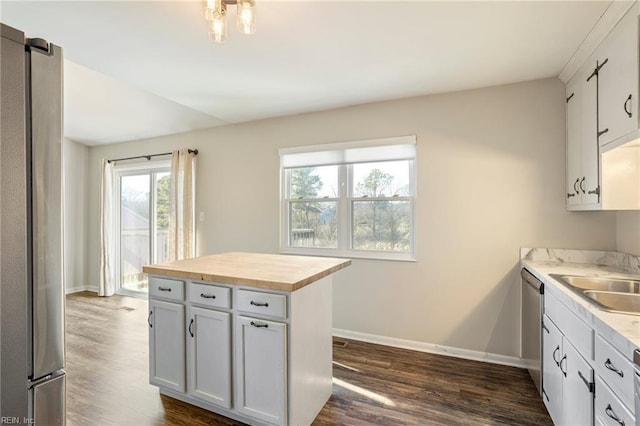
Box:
[142,252,351,292]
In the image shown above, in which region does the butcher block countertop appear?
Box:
[142,252,351,292]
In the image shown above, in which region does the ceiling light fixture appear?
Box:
[203,0,256,44]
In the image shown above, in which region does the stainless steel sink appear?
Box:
[582,291,640,314]
[551,275,640,294]
[549,274,640,315]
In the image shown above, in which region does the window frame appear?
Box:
[279,137,416,261]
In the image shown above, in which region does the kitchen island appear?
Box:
[142,252,351,426]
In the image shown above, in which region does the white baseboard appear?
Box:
[332,328,526,369]
[65,284,90,294]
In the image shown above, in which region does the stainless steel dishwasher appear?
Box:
[521,268,544,396]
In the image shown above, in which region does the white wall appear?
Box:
[85,78,617,358]
[617,211,640,255]
[63,138,89,293]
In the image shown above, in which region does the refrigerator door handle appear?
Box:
[29,42,65,379]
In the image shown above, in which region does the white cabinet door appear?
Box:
[566,75,582,206]
[562,339,594,426]
[149,299,185,393]
[565,59,601,209]
[542,316,563,424]
[597,5,639,147]
[188,306,232,409]
[236,316,287,426]
[581,57,601,206]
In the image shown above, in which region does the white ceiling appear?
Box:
[1,1,612,145]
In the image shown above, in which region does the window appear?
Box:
[114,161,171,294]
[280,136,416,261]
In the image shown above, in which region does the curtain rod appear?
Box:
[107,149,198,164]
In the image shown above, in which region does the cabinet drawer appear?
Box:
[237,289,287,319]
[188,282,231,309]
[149,277,185,301]
[595,377,635,426]
[545,291,593,359]
[595,334,635,412]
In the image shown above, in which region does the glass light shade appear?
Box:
[202,0,218,20]
[208,5,227,44]
[236,0,256,35]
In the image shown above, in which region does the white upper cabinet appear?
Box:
[566,58,600,209]
[565,3,640,211]
[596,5,639,147]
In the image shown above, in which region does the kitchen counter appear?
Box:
[142,251,351,292]
[144,252,351,425]
[521,248,640,360]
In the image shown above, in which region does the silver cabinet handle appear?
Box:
[158,286,172,292]
[250,321,268,328]
[605,404,625,426]
[200,293,216,299]
[604,359,624,377]
[250,301,269,307]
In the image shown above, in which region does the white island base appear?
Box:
[147,273,336,426]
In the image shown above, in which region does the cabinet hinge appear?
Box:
[578,370,595,393]
[26,37,53,55]
[587,186,600,196]
[566,93,574,103]
[586,58,609,82]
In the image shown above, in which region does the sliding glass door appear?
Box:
[115,163,170,295]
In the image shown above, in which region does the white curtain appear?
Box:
[168,149,196,261]
[99,159,115,296]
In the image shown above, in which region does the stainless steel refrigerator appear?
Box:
[1,24,65,425]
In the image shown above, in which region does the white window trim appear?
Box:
[113,160,171,295]
[279,136,417,262]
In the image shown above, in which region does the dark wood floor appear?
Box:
[66,292,551,425]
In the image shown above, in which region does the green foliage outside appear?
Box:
[289,166,410,252]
